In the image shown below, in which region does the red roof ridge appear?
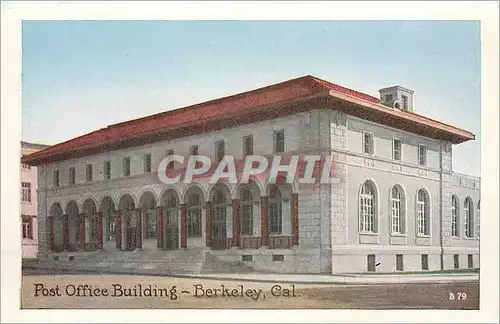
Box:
[310,75,380,103]
[22,74,475,165]
[107,74,325,130]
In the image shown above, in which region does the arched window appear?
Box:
[241,189,254,236]
[360,181,377,233]
[464,197,474,238]
[417,189,430,236]
[390,185,405,234]
[268,185,282,235]
[187,193,202,238]
[451,195,459,237]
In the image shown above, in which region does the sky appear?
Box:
[22,20,481,176]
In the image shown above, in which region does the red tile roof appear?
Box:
[22,75,474,165]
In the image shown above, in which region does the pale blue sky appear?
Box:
[22,20,481,175]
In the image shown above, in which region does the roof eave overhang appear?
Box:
[326,90,475,145]
[21,92,331,166]
[21,90,474,166]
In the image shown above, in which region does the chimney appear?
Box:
[378,86,415,112]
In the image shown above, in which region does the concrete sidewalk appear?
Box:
[183,272,479,284]
[24,261,479,284]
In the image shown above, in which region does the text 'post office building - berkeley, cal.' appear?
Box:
[22,75,480,274]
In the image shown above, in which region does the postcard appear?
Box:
[2,1,498,323]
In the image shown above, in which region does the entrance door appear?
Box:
[211,203,227,250]
[164,209,179,250]
[124,211,136,251]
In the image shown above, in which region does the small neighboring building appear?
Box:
[21,141,50,258]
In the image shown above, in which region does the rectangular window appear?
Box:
[363,132,374,155]
[189,145,199,156]
[21,182,31,202]
[384,94,393,103]
[467,254,473,268]
[274,130,285,153]
[402,95,408,110]
[396,254,404,271]
[215,141,225,162]
[22,215,33,239]
[69,167,76,185]
[418,145,427,166]
[53,170,60,187]
[85,164,93,182]
[393,139,402,161]
[243,135,253,156]
[421,254,429,270]
[166,149,174,169]
[242,255,253,262]
[68,167,76,185]
[272,254,284,262]
[104,161,111,180]
[367,254,376,272]
[123,157,131,176]
[144,153,152,173]
[454,254,459,269]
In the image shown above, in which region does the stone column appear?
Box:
[97,212,103,250]
[79,213,86,251]
[205,202,212,247]
[291,193,299,246]
[48,216,55,252]
[115,210,122,250]
[135,209,142,249]
[232,199,241,247]
[62,214,69,250]
[260,196,269,246]
[156,206,164,249]
[180,204,187,248]
[440,141,454,270]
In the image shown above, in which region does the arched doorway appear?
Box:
[139,191,158,250]
[49,203,64,252]
[82,198,98,251]
[66,200,79,251]
[266,183,293,249]
[238,181,261,249]
[210,184,231,250]
[184,185,205,248]
[99,196,116,251]
[161,190,180,250]
[118,194,136,251]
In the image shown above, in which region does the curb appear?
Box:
[22,264,479,285]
